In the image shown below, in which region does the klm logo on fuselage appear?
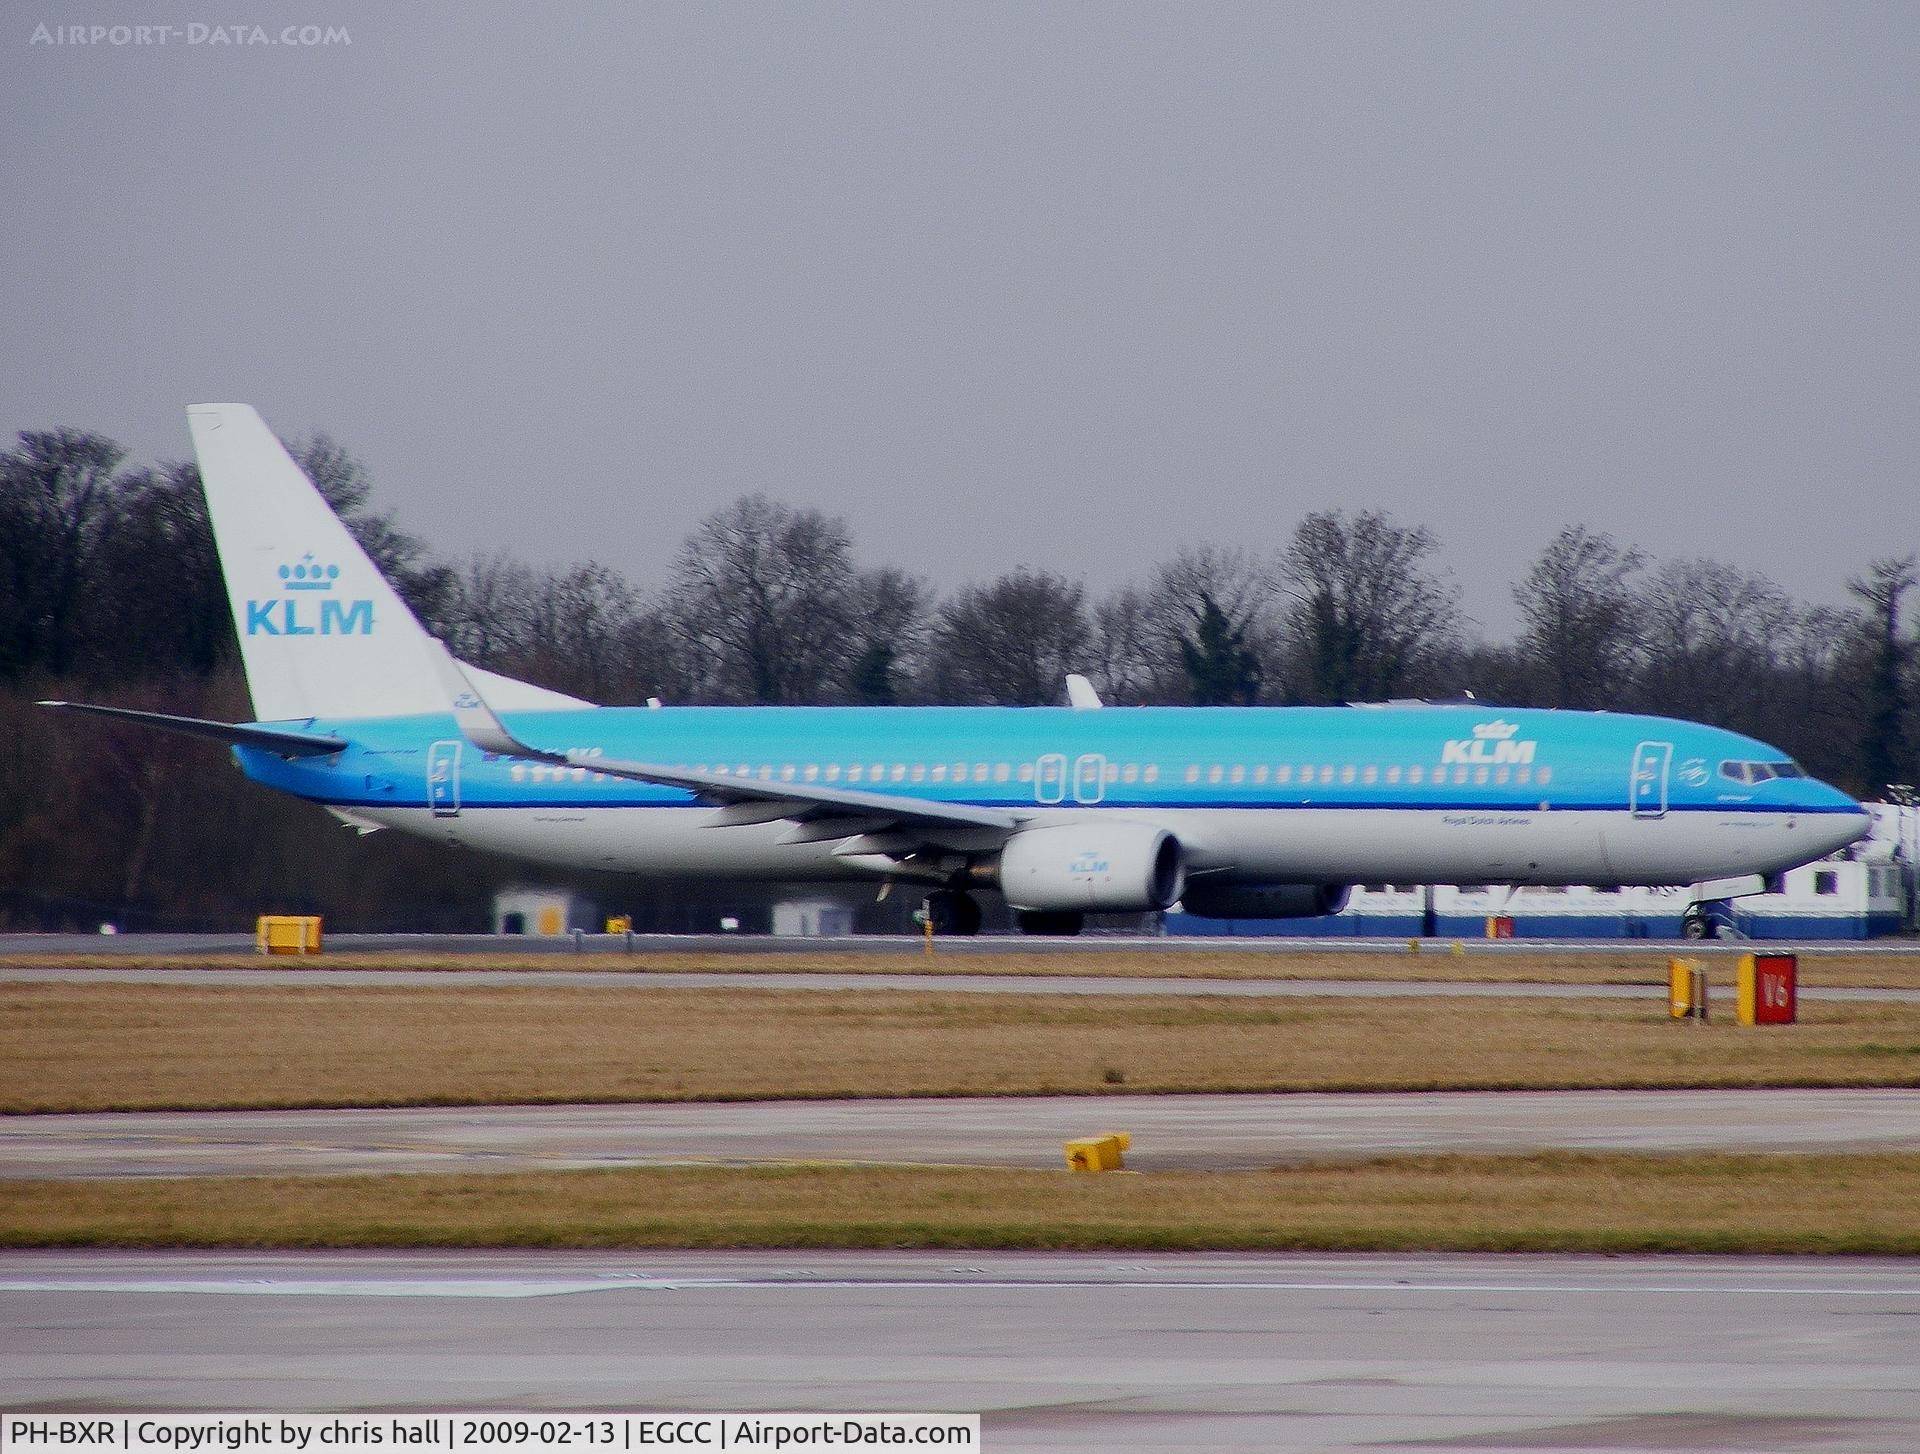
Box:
[1440,719,1537,766]
[244,553,373,636]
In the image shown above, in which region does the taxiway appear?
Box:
[4,1248,1917,1451]
[7,1087,1920,1178]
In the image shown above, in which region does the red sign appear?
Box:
[1751,953,1797,1025]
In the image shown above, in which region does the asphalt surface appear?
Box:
[4,1248,1917,1451]
[7,930,1920,957]
[9,963,1920,1007]
[9,1088,1920,1179]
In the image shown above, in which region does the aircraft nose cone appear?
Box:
[1811,804,1873,859]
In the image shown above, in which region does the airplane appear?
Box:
[41,402,1871,936]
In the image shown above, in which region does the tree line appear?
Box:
[1,424,1914,930]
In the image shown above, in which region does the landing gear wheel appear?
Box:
[1681,907,1717,941]
[925,890,982,936]
[1017,909,1085,937]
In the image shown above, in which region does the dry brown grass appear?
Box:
[9,943,1920,986]
[6,983,1919,1112]
[4,1152,1917,1253]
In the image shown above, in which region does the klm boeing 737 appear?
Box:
[43,403,1870,935]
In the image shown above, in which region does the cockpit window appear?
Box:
[1719,759,1805,785]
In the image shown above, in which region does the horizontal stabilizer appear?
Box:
[37,701,350,757]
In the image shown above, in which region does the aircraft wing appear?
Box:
[427,642,1023,836]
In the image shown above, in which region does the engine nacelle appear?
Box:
[1178,882,1352,919]
[995,823,1185,913]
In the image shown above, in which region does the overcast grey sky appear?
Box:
[5,2,1915,636]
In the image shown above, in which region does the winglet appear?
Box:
[427,639,559,762]
[1065,674,1103,710]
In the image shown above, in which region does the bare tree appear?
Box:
[667,494,864,704]
[1276,509,1460,703]
[525,562,645,703]
[1634,558,1802,731]
[1512,525,1645,709]
[0,428,125,678]
[1147,545,1278,704]
[926,568,1092,705]
[443,550,545,669]
[97,460,231,678]
[1090,585,1167,704]
[1846,554,1917,796]
[846,567,930,705]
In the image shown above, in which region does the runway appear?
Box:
[8,930,1919,958]
[8,1087,1920,1178]
[4,1248,1917,1451]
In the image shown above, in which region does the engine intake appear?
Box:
[1178,882,1352,919]
[995,823,1185,913]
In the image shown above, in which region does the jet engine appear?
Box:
[1178,882,1352,919]
[993,823,1185,913]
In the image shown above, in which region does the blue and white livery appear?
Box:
[43,404,1871,936]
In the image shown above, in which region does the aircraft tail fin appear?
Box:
[188,403,586,722]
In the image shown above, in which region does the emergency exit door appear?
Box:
[1630,741,1671,819]
[428,739,462,817]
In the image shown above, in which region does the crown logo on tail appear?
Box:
[278,553,340,591]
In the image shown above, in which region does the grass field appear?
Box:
[4,1152,1918,1254]
[9,943,1920,985]
[6,982,1920,1112]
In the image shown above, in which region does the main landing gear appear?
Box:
[920,892,1087,937]
[924,889,983,936]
